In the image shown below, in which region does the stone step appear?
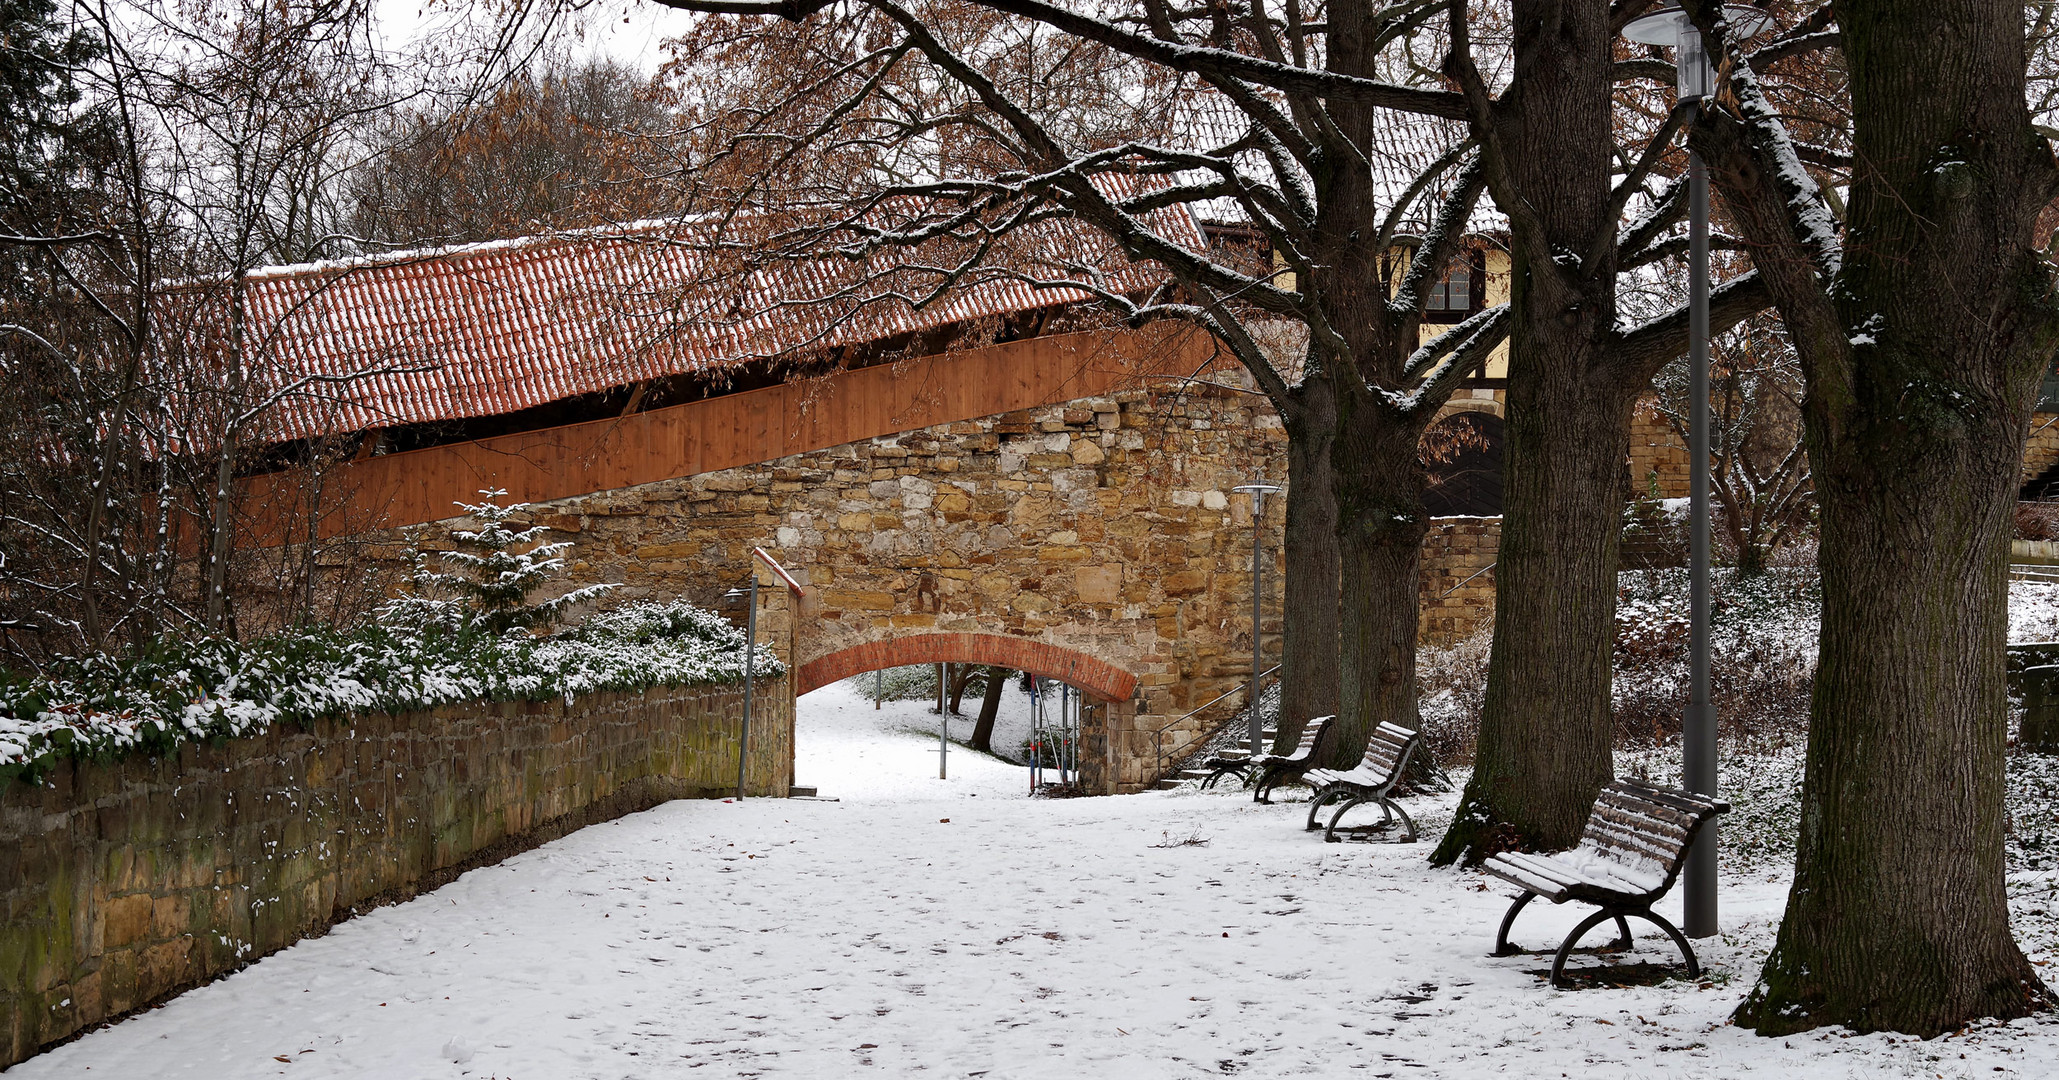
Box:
[1152,768,1215,791]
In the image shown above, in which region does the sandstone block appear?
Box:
[1075,565,1122,604]
[823,589,896,611]
[1012,592,1056,613]
[103,893,152,948]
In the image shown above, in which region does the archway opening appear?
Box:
[1422,410,1505,517]
[793,634,1135,798]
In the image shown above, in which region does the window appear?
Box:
[1426,262,1473,315]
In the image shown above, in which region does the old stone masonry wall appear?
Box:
[0,681,791,1068]
[494,379,1512,793]
[526,380,1289,793]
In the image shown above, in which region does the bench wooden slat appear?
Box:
[1483,779,1726,905]
[1487,851,1663,899]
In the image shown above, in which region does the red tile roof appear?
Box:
[211,186,1205,443]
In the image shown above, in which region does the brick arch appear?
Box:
[796,633,1138,703]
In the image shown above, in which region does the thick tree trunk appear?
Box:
[968,665,1006,752]
[1274,377,1342,753]
[1433,339,1632,862]
[1736,405,2044,1034]
[1326,413,1429,768]
[1432,0,1623,863]
[1717,0,2058,1035]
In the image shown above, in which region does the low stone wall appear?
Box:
[0,679,791,1068]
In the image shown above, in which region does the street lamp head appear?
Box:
[1231,483,1283,495]
[1621,4,1771,102]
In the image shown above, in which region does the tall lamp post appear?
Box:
[1620,3,1765,940]
[724,575,761,801]
[1232,480,1282,759]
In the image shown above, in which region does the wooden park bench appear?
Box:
[1300,721,1422,842]
[1484,778,1729,988]
[1200,714,1337,803]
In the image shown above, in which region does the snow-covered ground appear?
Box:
[13,680,2059,1079]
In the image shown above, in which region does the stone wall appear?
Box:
[2026,413,2059,486]
[361,377,1522,793]
[0,680,791,1068]
[1419,517,1500,646]
[495,380,1290,795]
[1629,397,1690,499]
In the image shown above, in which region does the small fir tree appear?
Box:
[397,490,617,635]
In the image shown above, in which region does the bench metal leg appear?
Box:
[1548,907,1698,988]
[1549,909,1622,987]
[1253,765,1279,803]
[1382,797,1416,843]
[1322,794,1417,843]
[1198,763,1247,791]
[1493,892,1537,956]
[1322,795,1369,841]
[1629,909,1700,980]
[1304,786,1347,831]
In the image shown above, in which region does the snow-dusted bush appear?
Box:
[0,598,782,785]
[858,664,943,703]
[1416,567,1821,764]
[1612,566,1820,744]
[1416,626,1492,764]
[2011,581,2059,645]
[1618,742,1805,872]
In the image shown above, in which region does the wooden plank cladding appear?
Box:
[242,324,1220,545]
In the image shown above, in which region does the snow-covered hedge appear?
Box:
[0,599,783,785]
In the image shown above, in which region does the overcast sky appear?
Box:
[371,0,686,76]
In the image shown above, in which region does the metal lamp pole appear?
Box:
[1232,481,1282,759]
[728,573,761,801]
[1621,3,1763,939]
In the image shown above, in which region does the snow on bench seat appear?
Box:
[1482,778,1730,987]
[1302,722,1422,842]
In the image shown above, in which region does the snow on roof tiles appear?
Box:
[213,186,1204,444]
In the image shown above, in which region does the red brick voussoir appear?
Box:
[796,632,1137,703]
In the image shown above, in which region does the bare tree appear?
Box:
[0,0,549,657]
[642,0,1516,761]
[1650,312,1813,575]
[349,52,674,246]
[1686,0,2056,1037]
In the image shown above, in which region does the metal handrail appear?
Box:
[752,547,806,596]
[1439,560,1496,599]
[1148,664,1282,737]
[1150,664,1281,784]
